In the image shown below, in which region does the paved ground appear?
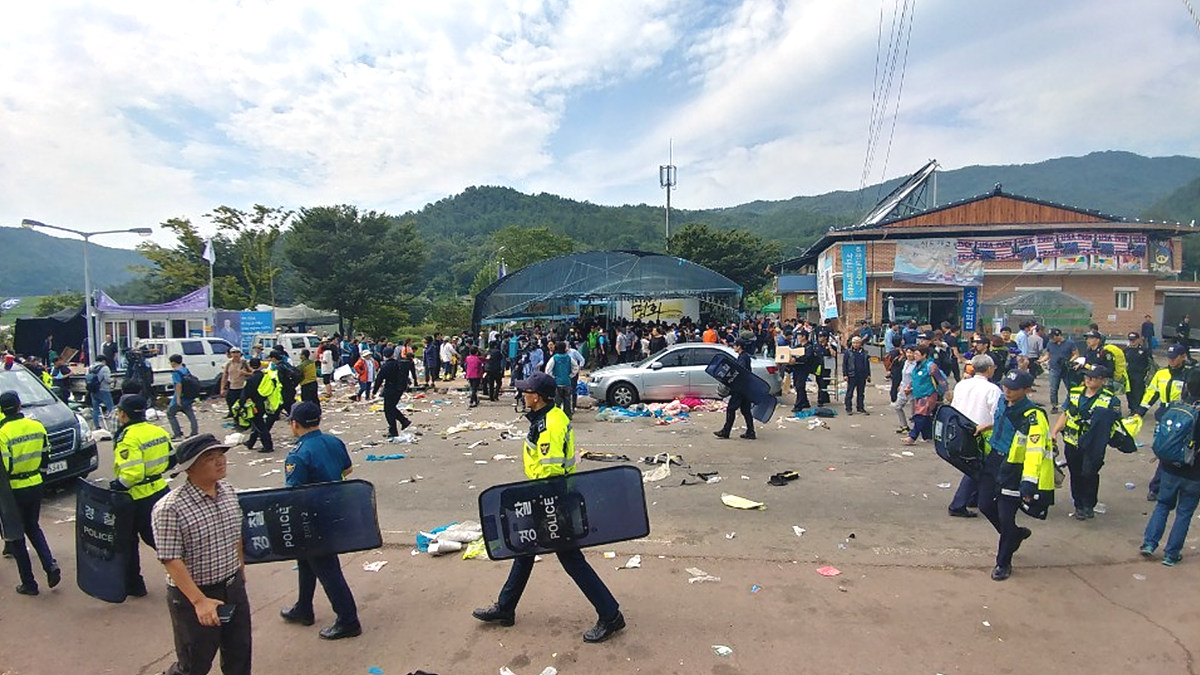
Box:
[2,368,1198,675]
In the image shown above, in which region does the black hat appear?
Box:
[249,357,262,368]
[288,401,322,426]
[1083,364,1112,379]
[1127,332,1140,341]
[172,434,231,475]
[117,394,148,415]
[0,391,20,412]
[515,372,557,399]
[1082,330,1103,339]
[1168,343,1188,359]
[1001,369,1035,390]
[1049,328,1063,337]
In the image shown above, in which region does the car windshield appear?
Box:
[0,368,61,407]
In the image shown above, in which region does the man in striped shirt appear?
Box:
[152,434,250,675]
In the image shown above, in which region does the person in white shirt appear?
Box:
[947,354,1002,518]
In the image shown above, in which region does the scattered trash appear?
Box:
[750,584,761,594]
[581,450,631,462]
[1133,573,1147,581]
[686,567,721,583]
[721,493,765,510]
[792,525,806,537]
[366,454,406,461]
[224,432,246,446]
[620,555,641,569]
[444,420,515,437]
[1094,503,1107,515]
[712,645,734,657]
[428,540,463,555]
[816,566,842,577]
[982,621,991,628]
[769,470,799,486]
[901,451,915,457]
[642,453,686,466]
[706,476,724,484]
[397,475,424,484]
[467,440,488,449]
[538,668,558,675]
[603,551,617,559]
[259,469,281,477]
[54,516,76,524]
[388,432,418,444]
[491,454,517,461]
[937,482,953,489]
[362,560,388,572]
[474,460,489,465]
[1125,482,1136,490]
[741,475,750,480]
[368,668,384,675]
[642,463,671,482]
[725,532,736,539]
[462,538,488,560]
[500,668,518,675]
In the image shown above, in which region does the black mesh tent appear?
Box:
[471,250,743,328]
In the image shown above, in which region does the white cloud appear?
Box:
[1,0,1199,251]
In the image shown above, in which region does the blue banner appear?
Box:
[841,244,867,301]
[238,311,275,352]
[962,287,978,332]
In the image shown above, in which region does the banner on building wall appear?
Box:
[1091,255,1119,271]
[1022,257,1055,272]
[1118,255,1144,271]
[817,249,838,320]
[1057,255,1089,271]
[962,287,979,332]
[1151,240,1174,272]
[955,233,1148,262]
[239,311,275,352]
[616,298,698,322]
[841,243,867,301]
[894,239,983,287]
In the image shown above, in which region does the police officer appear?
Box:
[790,330,815,412]
[279,402,362,640]
[1,392,60,595]
[977,370,1055,581]
[1138,343,1192,501]
[812,329,833,406]
[1051,364,1120,520]
[472,371,626,643]
[241,357,281,453]
[110,394,173,596]
[1124,332,1153,411]
[714,340,756,440]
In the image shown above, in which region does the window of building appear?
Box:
[1115,290,1134,311]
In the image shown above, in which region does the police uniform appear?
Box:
[977,370,1055,581]
[1060,374,1120,519]
[790,333,815,411]
[241,364,281,453]
[1123,336,1153,411]
[280,404,360,638]
[812,334,832,406]
[716,345,756,439]
[473,373,624,643]
[111,397,173,595]
[1,394,60,594]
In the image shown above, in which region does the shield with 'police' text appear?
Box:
[238,479,381,564]
[76,479,136,603]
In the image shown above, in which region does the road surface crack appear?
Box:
[1068,567,1196,675]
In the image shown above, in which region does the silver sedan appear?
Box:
[587,343,783,407]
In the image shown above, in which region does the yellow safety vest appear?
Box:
[40,370,53,389]
[258,369,282,413]
[1102,344,1128,387]
[0,415,48,490]
[1141,367,1187,412]
[113,421,173,500]
[1063,386,1119,447]
[1001,406,1056,497]
[523,406,576,480]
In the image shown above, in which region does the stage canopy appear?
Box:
[471,250,743,327]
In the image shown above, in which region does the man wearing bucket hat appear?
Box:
[977,369,1055,581]
[278,402,361,640]
[151,434,250,675]
[472,371,626,643]
[111,394,173,597]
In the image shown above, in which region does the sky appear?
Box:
[2,0,1199,249]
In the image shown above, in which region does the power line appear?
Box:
[1184,0,1200,33]
[858,0,917,210]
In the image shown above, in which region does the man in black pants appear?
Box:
[485,341,505,401]
[790,330,814,412]
[373,347,411,437]
[714,341,756,440]
[842,336,870,415]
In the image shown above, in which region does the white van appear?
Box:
[135,337,237,391]
[251,333,321,361]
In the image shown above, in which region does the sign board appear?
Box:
[962,287,978,332]
[616,298,699,322]
[239,479,381,564]
[817,249,838,320]
[478,466,649,560]
[238,311,275,352]
[841,244,867,302]
[75,480,135,603]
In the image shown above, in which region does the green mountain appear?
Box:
[1143,174,1200,223]
[0,226,148,297]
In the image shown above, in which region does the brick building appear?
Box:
[779,182,1195,338]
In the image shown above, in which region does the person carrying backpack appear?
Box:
[167,354,199,439]
[1141,368,1200,566]
[1138,343,1193,501]
[1050,364,1120,521]
[88,356,114,429]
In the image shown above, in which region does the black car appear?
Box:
[0,365,99,486]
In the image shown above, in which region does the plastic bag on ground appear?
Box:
[721,493,765,510]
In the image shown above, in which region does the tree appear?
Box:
[133,217,247,308]
[285,205,426,333]
[207,205,292,306]
[429,295,472,335]
[34,292,85,316]
[667,223,783,295]
[468,225,578,295]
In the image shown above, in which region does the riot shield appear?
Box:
[933,405,982,479]
[705,353,779,423]
[76,479,136,603]
[239,479,381,564]
[0,461,23,543]
[478,465,649,560]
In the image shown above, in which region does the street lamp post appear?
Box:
[21,219,153,364]
[659,140,676,253]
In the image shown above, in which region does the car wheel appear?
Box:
[607,382,639,408]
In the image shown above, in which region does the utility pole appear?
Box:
[659,140,676,253]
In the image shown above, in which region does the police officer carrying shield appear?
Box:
[110,394,173,596]
[1,392,61,595]
[472,371,626,643]
[790,329,815,412]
